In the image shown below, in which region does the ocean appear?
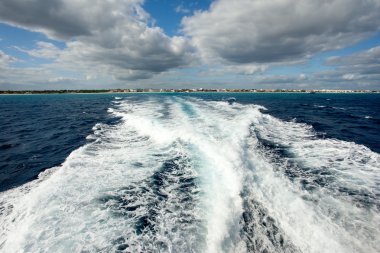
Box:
[0,93,379,253]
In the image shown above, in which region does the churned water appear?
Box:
[0,93,379,253]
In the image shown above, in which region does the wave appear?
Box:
[0,96,379,253]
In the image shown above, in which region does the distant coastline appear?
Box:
[0,88,379,95]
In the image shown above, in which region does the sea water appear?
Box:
[0,93,379,253]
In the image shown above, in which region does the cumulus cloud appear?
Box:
[59,33,192,74]
[183,0,380,65]
[0,0,146,40]
[1,0,380,89]
[0,0,194,81]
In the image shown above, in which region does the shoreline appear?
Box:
[1,89,380,95]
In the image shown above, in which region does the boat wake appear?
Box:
[1,96,379,253]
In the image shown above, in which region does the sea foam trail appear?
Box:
[0,96,379,253]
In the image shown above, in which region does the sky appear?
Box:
[0,0,380,90]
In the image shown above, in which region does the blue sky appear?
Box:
[0,0,380,90]
[144,0,212,36]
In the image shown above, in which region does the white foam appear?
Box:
[251,112,380,252]
[0,105,172,252]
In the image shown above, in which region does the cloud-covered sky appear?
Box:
[0,0,380,90]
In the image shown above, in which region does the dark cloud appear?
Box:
[0,0,91,39]
[183,0,380,64]
[0,0,194,81]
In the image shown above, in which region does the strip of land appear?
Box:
[0,88,379,94]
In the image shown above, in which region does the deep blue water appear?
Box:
[0,94,115,191]
[0,93,379,192]
[0,93,379,253]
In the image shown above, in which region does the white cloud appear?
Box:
[183,0,380,65]
[0,50,89,90]
[327,46,380,69]
[47,76,79,83]
[199,64,267,76]
[342,74,356,80]
[15,41,62,59]
[0,50,16,66]
[326,45,380,77]
[175,4,191,14]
